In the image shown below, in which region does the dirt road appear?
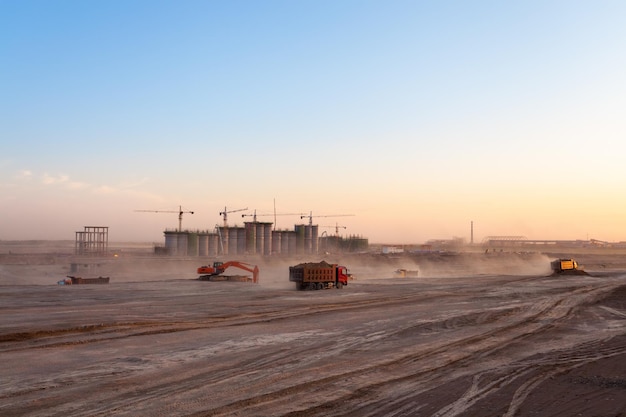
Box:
[1,257,625,416]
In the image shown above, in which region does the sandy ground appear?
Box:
[1,244,625,416]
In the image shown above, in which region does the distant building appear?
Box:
[382,246,404,254]
[75,226,108,255]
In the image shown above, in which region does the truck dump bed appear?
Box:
[289,261,336,283]
[67,276,110,284]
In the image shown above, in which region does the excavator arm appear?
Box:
[198,261,259,283]
[219,261,259,283]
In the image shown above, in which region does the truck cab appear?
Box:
[337,266,351,285]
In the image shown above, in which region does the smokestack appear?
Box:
[471,221,474,245]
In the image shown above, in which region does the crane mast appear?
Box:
[219,206,248,228]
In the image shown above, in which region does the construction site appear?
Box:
[2,213,626,416]
[1,241,626,416]
[137,207,369,257]
[161,224,368,257]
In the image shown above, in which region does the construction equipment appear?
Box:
[320,223,347,236]
[550,258,587,275]
[135,205,194,232]
[301,211,355,226]
[289,261,351,290]
[197,261,259,283]
[58,276,110,285]
[242,210,305,224]
[219,207,247,227]
[241,199,306,229]
[394,269,419,278]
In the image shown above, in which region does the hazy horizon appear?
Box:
[2,1,625,244]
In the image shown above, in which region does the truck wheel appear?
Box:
[316,282,324,290]
[307,283,316,291]
[336,282,343,289]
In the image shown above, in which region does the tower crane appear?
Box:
[134,205,194,232]
[320,223,347,236]
[301,211,355,226]
[219,206,248,228]
[242,210,305,225]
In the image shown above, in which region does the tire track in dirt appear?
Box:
[113,283,624,416]
[0,275,544,354]
[430,338,626,417]
[0,289,466,353]
[0,289,480,414]
[2,278,622,417]
[0,281,533,415]
[339,283,626,417]
[180,282,622,416]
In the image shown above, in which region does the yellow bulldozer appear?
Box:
[550,258,587,275]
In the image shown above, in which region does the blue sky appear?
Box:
[1,1,625,243]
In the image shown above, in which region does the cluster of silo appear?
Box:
[164,231,189,256]
[243,222,273,255]
[272,230,297,254]
[295,224,319,254]
[198,232,221,256]
[215,226,247,256]
[163,223,322,256]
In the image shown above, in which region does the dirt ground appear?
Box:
[1,242,625,416]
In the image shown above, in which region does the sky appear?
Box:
[1,0,626,244]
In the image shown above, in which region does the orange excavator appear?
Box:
[197,261,259,283]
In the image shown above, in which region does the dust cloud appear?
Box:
[338,251,553,281]
[0,244,561,287]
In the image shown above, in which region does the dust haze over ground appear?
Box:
[1,241,626,416]
[0,241,552,286]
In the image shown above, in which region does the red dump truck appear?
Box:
[289,261,351,290]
